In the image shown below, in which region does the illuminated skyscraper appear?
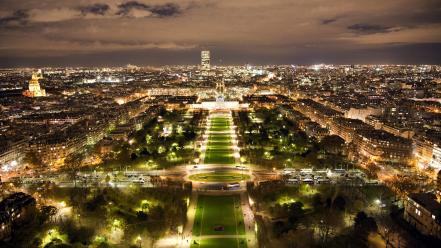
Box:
[201,50,210,71]
[23,69,46,97]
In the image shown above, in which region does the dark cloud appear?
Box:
[149,3,180,17]
[0,10,28,27]
[0,0,440,66]
[321,18,338,25]
[411,0,441,25]
[116,1,180,18]
[117,1,150,16]
[79,3,110,16]
[347,23,399,34]
[406,8,441,26]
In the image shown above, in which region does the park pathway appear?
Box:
[182,110,257,248]
[179,192,198,248]
[240,192,257,248]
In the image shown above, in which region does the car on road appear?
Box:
[282,169,296,175]
[287,178,299,184]
[333,169,346,175]
[316,178,330,184]
[302,178,314,184]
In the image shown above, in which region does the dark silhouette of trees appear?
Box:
[64,152,85,188]
[332,195,346,211]
[366,162,380,178]
[354,211,378,235]
[23,151,44,168]
[320,135,345,155]
[312,193,324,210]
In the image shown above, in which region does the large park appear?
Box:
[187,111,252,248]
[2,103,426,248]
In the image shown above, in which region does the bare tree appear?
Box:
[23,151,44,168]
[64,152,85,188]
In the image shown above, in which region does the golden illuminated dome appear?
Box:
[23,70,46,97]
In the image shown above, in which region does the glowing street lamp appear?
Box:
[135,235,142,248]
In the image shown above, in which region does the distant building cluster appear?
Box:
[0,63,439,173]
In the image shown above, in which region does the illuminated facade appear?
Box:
[353,130,413,165]
[404,192,441,239]
[0,140,25,172]
[23,70,46,97]
[415,137,441,169]
[201,50,210,71]
[431,145,441,169]
[191,101,248,110]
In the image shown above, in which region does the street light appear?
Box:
[136,235,142,248]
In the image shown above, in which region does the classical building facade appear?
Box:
[404,192,441,239]
[23,70,46,97]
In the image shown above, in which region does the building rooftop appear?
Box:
[409,192,441,218]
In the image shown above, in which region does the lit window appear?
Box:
[415,209,421,216]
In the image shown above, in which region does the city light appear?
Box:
[0,5,439,246]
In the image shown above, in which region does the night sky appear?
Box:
[0,0,440,67]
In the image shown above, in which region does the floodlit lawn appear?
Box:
[209,135,229,140]
[189,172,250,182]
[205,132,235,164]
[192,195,246,236]
[209,139,231,145]
[207,144,231,150]
[204,115,236,163]
[209,140,231,145]
[191,238,247,248]
[204,151,235,164]
[210,117,231,123]
[209,117,231,132]
[210,128,230,132]
[208,139,232,148]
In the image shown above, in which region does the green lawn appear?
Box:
[204,151,235,164]
[192,115,246,248]
[209,134,231,141]
[192,195,246,236]
[209,118,231,132]
[189,172,250,182]
[206,145,231,150]
[210,126,231,132]
[190,238,247,248]
[204,117,236,164]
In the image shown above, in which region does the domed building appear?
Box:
[23,70,46,97]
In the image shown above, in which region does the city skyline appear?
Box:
[1,58,440,248]
[0,0,441,67]
[1,1,441,248]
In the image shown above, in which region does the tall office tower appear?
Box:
[201,50,210,71]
